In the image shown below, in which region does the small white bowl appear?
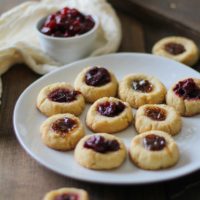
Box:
[36,15,99,64]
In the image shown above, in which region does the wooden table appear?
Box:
[1,1,200,199]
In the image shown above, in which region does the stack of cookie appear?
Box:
[36,65,200,171]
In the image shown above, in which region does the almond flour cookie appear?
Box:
[37,82,85,116]
[135,104,182,136]
[74,133,126,170]
[86,97,133,133]
[74,66,118,103]
[129,130,179,170]
[118,74,166,108]
[40,113,85,151]
[43,187,89,200]
[152,36,199,66]
[166,78,200,116]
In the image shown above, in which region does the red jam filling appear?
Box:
[145,107,166,121]
[85,67,111,86]
[132,80,153,93]
[143,134,166,151]
[164,42,186,55]
[55,193,78,200]
[97,101,125,117]
[40,7,95,37]
[173,78,200,100]
[84,135,120,153]
[52,117,77,136]
[48,88,81,103]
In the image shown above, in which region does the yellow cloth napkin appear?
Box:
[0,0,122,102]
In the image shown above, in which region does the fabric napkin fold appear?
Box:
[0,0,122,103]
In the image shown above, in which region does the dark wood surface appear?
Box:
[0,1,200,200]
[109,0,200,38]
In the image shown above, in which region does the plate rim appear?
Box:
[13,52,200,185]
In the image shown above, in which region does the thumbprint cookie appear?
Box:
[152,36,199,66]
[74,66,118,103]
[74,133,126,170]
[166,78,200,116]
[40,113,85,151]
[37,82,85,116]
[86,97,133,133]
[118,74,166,108]
[43,187,89,200]
[129,130,179,170]
[135,104,182,136]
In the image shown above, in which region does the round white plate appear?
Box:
[13,53,200,184]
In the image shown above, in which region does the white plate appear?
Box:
[13,53,200,184]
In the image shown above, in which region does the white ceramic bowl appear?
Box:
[36,15,99,64]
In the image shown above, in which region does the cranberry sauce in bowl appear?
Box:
[36,7,98,64]
[40,7,95,38]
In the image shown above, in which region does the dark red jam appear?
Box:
[97,101,125,117]
[40,7,95,37]
[132,80,153,93]
[85,67,111,86]
[52,117,77,136]
[55,193,78,200]
[145,107,166,121]
[143,134,166,151]
[84,135,120,153]
[48,88,81,103]
[173,78,200,100]
[164,42,186,55]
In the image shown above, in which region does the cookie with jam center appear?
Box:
[129,130,179,170]
[37,82,85,116]
[74,133,126,170]
[135,104,182,136]
[43,187,89,200]
[86,97,133,133]
[40,113,85,151]
[118,74,166,108]
[166,78,200,116]
[74,66,118,103]
[152,36,199,66]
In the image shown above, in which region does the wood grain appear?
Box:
[0,1,200,200]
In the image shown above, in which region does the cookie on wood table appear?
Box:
[74,133,126,170]
[118,73,166,108]
[86,97,133,133]
[37,82,85,116]
[40,113,85,151]
[74,66,118,103]
[129,130,179,170]
[166,78,200,116]
[43,187,89,200]
[135,104,182,136]
[152,36,199,66]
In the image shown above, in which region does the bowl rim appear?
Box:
[36,12,99,41]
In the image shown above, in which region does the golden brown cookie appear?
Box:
[74,133,126,170]
[129,130,179,170]
[166,78,200,116]
[135,104,182,136]
[152,36,199,66]
[37,82,85,116]
[40,113,85,151]
[86,97,133,133]
[43,187,89,200]
[118,74,167,109]
[74,66,118,103]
